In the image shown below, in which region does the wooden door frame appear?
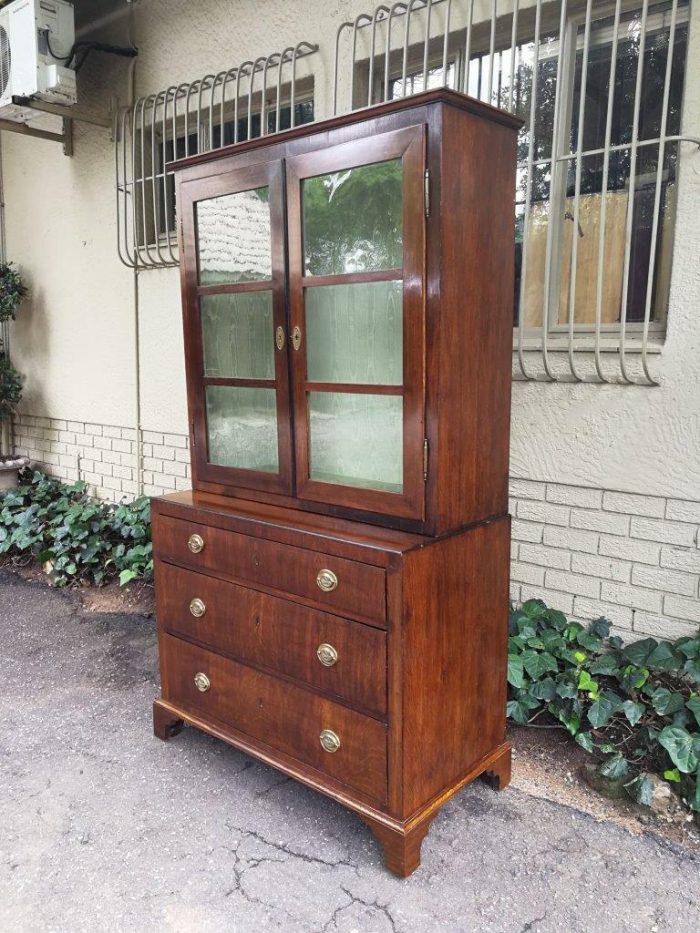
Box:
[177,159,294,496]
[285,123,427,521]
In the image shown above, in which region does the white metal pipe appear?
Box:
[540,0,569,381]
[516,0,544,382]
[592,0,623,384]
[565,0,593,383]
[639,0,678,386]
[618,0,650,384]
[487,0,497,104]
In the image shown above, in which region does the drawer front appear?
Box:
[156,562,387,717]
[154,514,386,625]
[161,633,388,803]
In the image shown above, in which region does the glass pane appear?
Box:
[206,386,278,472]
[302,160,403,276]
[306,281,403,385]
[197,187,271,285]
[308,392,403,493]
[201,291,274,380]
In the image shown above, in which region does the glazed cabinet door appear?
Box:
[179,160,294,495]
[286,125,426,520]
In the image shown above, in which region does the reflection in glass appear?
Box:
[303,160,403,276]
[206,386,278,472]
[197,187,271,285]
[308,392,403,493]
[306,281,403,385]
[201,291,274,379]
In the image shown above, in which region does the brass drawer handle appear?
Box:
[187,533,204,554]
[194,672,210,692]
[316,643,338,667]
[316,569,338,593]
[319,729,340,753]
[189,598,206,618]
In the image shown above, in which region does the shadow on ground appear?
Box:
[1,570,698,932]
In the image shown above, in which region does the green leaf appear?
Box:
[686,696,700,728]
[529,677,556,702]
[599,753,629,781]
[650,687,686,717]
[575,732,594,753]
[621,665,649,691]
[627,774,656,807]
[684,658,700,684]
[675,636,699,659]
[577,670,599,695]
[576,630,603,652]
[646,642,682,672]
[573,650,587,664]
[507,655,525,688]
[555,680,578,699]
[521,649,558,680]
[658,726,699,774]
[507,698,533,725]
[521,599,547,620]
[663,768,681,783]
[588,616,611,639]
[589,653,620,676]
[621,700,646,727]
[587,693,621,729]
[119,568,138,586]
[691,770,700,813]
[623,638,658,667]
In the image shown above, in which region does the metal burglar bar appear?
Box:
[115,42,318,271]
[333,0,699,384]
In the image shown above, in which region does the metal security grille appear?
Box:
[333,0,699,384]
[115,42,317,271]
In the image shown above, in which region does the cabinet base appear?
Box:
[153,699,511,878]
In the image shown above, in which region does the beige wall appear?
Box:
[3,0,700,499]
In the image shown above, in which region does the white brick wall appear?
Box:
[11,414,700,641]
[12,414,191,502]
[510,479,700,641]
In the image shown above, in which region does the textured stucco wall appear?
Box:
[2,0,700,632]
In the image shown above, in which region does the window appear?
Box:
[135,94,314,250]
[352,0,692,381]
[116,42,319,271]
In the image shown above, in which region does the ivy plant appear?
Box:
[508,599,700,815]
[0,353,23,423]
[0,263,28,322]
[0,469,152,587]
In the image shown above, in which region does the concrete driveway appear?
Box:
[1,569,698,933]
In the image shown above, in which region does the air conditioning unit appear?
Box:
[0,0,77,121]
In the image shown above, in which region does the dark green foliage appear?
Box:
[0,354,23,422]
[0,469,152,588]
[508,599,700,814]
[0,262,27,322]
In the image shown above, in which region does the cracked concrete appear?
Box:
[1,568,699,933]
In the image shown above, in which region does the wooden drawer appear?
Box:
[154,513,387,625]
[160,633,388,803]
[156,562,387,717]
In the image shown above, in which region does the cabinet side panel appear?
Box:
[430,105,518,533]
[401,517,510,815]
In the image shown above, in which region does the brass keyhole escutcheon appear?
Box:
[189,598,206,618]
[319,729,341,753]
[187,533,204,554]
[316,569,338,593]
[194,672,210,692]
[291,326,302,351]
[316,643,338,667]
[275,326,285,350]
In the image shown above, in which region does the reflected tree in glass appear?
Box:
[303,159,403,275]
